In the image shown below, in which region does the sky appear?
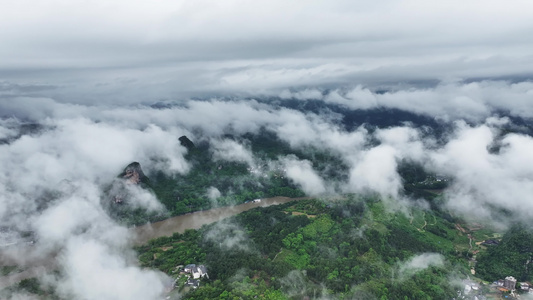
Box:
[1,0,533,103]
[1,1,533,299]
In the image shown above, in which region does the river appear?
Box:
[134,196,308,245]
[0,196,307,289]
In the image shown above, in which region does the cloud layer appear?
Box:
[1,1,533,102]
[1,86,533,297]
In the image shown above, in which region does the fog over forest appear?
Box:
[1,1,533,299]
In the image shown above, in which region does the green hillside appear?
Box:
[136,197,492,299]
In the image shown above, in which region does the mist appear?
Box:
[1,91,532,297]
[2,0,533,297]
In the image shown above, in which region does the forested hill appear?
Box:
[476,224,533,282]
[104,129,449,227]
[136,198,485,299]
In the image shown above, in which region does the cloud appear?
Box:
[280,270,310,298]
[2,89,533,297]
[314,80,533,122]
[281,156,327,196]
[396,253,445,280]
[55,237,169,300]
[428,120,533,227]
[108,179,165,212]
[1,1,533,102]
[2,1,533,296]
[211,139,255,166]
[345,145,402,198]
[0,116,188,298]
[206,186,221,201]
[279,88,324,100]
[4,97,533,229]
[203,219,254,253]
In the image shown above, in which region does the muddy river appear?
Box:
[134,196,307,244]
[0,196,306,288]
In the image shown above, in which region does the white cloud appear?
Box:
[2,90,533,297]
[281,156,327,196]
[211,139,255,166]
[206,186,222,201]
[56,237,169,300]
[345,145,402,198]
[397,253,445,280]
[203,220,254,253]
[429,120,533,226]
[279,88,323,100]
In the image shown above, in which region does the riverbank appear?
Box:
[134,196,309,245]
[0,196,309,290]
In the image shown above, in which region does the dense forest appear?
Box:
[476,224,533,282]
[104,131,313,226]
[104,127,448,227]
[136,198,481,299]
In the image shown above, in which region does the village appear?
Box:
[457,275,533,300]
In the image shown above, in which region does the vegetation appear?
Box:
[105,127,454,228]
[476,224,533,282]
[0,277,59,299]
[136,198,485,299]
[105,130,340,225]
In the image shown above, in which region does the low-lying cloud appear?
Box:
[211,139,255,167]
[284,81,533,122]
[281,156,327,196]
[203,219,254,253]
[1,84,533,297]
[396,253,445,280]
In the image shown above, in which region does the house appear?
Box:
[482,239,499,246]
[183,264,208,279]
[504,276,517,291]
[186,279,200,289]
[520,282,530,291]
[463,279,480,295]
[198,265,208,276]
[184,264,196,273]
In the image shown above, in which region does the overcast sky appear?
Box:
[1,0,533,103]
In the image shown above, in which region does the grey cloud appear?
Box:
[1,1,533,102]
[318,81,533,121]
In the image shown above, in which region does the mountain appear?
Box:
[120,162,147,185]
[179,136,196,150]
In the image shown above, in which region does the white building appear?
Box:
[504,276,517,291]
[184,264,208,279]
